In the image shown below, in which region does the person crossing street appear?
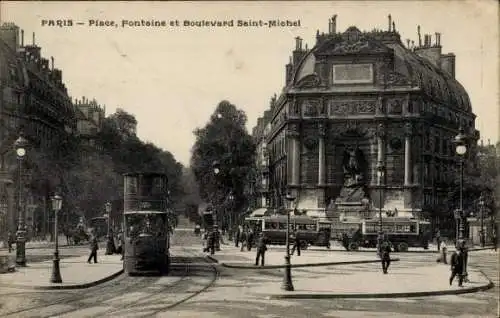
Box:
[87,232,99,264]
[255,233,267,266]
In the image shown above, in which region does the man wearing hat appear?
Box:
[255,232,268,266]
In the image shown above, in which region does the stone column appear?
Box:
[287,124,301,186]
[404,123,412,186]
[318,123,326,185]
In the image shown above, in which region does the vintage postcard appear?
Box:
[0,1,498,317]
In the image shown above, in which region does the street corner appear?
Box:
[257,264,495,300]
[0,254,125,290]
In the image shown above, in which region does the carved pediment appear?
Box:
[385,71,411,86]
[295,74,321,88]
[315,37,391,56]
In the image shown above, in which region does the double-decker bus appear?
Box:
[360,217,431,251]
[123,172,171,275]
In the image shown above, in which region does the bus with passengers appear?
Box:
[244,215,332,249]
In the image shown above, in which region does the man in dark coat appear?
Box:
[449,248,464,287]
[435,229,441,252]
[207,230,216,255]
[7,231,14,253]
[246,228,254,251]
[379,236,392,274]
[235,225,242,248]
[87,233,99,264]
[255,233,267,266]
[290,229,301,256]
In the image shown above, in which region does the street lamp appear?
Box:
[105,202,113,255]
[212,161,221,227]
[478,194,485,247]
[282,191,296,291]
[228,193,234,240]
[453,127,468,280]
[14,133,28,267]
[50,194,63,283]
[453,127,467,243]
[376,162,386,249]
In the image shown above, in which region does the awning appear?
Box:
[249,208,268,217]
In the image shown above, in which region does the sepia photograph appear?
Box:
[0,1,498,317]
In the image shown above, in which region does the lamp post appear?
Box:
[453,128,467,243]
[478,194,485,247]
[228,193,234,240]
[14,133,28,267]
[212,161,221,227]
[282,191,296,291]
[376,161,385,254]
[453,127,468,280]
[105,202,113,255]
[50,194,63,283]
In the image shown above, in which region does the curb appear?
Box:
[207,255,400,269]
[34,269,124,290]
[267,268,495,300]
[0,269,124,291]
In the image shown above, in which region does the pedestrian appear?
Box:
[117,230,124,260]
[202,230,209,252]
[341,232,349,251]
[449,247,464,287]
[7,231,14,253]
[435,229,441,252]
[208,230,216,255]
[440,241,448,264]
[235,225,242,248]
[246,228,254,251]
[213,225,221,251]
[87,232,99,264]
[492,229,497,252]
[255,233,267,266]
[380,235,392,274]
[239,228,247,252]
[290,229,301,256]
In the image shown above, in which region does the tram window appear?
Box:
[410,225,416,233]
[126,177,138,194]
[152,177,165,195]
[278,223,287,230]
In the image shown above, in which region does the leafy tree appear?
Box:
[190,100,256,226]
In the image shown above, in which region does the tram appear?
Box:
[123,172,171,275]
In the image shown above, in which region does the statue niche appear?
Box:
[337,145,368,202]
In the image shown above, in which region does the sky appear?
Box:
[1,1,498,166]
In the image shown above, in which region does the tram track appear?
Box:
[1,247,219,318]
[0,273,152,318]
[83,247,219,318]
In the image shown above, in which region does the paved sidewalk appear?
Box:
[0,253,123,290]
[254,263,493,299]
[208,245,391,268]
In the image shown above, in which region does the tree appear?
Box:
[190,101,256,225]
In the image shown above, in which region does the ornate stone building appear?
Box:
[253,15,479,225]
[0,23,77,238]
[74,96,106,157]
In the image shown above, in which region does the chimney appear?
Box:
[392,21,396,32]
[406,39,410,48]
[21,29,24,46]
[0,23,20,51]
[417,25,422,47]
[285,56,293,85]
[388,14,392,31]
[328,19,332,34]
[32,32,35,45]
[332,15,337,34]
[51,56,54,70]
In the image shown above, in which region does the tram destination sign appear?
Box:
[124,199,164,212]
